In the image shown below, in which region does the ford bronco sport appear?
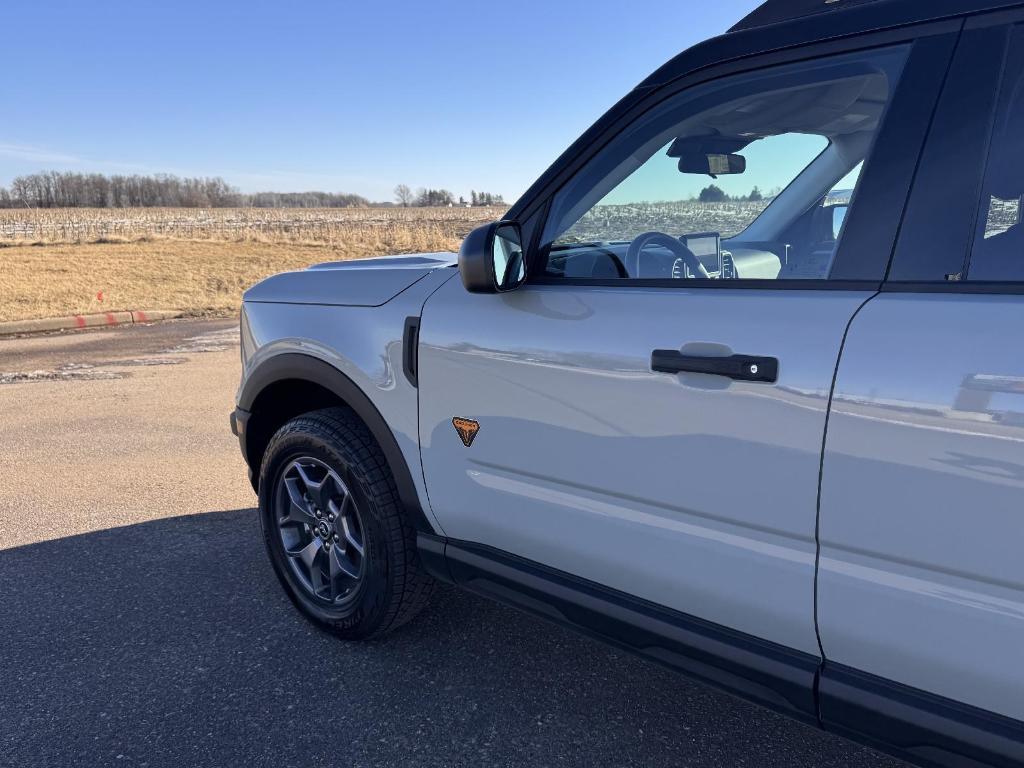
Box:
[232,2,1024,765]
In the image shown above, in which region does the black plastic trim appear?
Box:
[882,280,1024,294]
[415,533,453,584]
[229,407,252,479]
[830,31,961,281]
[417,536,1024,767]
[528,277,881,291]
[237,353,436,535]
[229,406,249,440]
[886,23,1010,282]
[889,10,1024,284]
[457,222,500,293]
[435,538,820,723]
[403,316,419,388]
[820,663,1024,768]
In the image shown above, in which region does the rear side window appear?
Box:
[969,27,1024,281]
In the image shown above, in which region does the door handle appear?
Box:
[651,350,778,383]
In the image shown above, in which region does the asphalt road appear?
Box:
[0,319,903,768]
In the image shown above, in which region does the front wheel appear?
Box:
[258,407,434,639]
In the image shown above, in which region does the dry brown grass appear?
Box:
[0,206,502,245]
[0,207,502,322]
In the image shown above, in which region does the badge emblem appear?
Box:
[452,417,480,447]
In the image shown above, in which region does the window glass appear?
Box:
[541,48,906,282]
[555,133,828,245]
[968,32,1024,282]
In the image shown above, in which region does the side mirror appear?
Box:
[458,221,527,293]
[813,203,850,243]
[831,204,849,240]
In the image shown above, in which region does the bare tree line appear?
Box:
[0,171,507,209]
[393,184,504,208]
[0,172,242,209]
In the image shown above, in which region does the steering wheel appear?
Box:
[625,232,710,279]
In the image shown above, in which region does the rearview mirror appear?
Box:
[677,153,747,176]
[458,221,527,293]
[668,135,754,177]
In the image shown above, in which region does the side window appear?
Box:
[540,48,907,282]
[969,29,1024,282]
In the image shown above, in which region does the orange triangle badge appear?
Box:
[452,417,480,447]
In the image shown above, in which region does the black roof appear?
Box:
[640,0,1024,87]
[730,0,888,32]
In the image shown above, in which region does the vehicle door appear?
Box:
[818,14,1024,735]
[418,30,954,658]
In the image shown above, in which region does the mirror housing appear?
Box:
[458,221,527,293]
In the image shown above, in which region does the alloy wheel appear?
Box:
[274,456,366,603]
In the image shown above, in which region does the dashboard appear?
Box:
[547,232,836,281]
[549,237,780,280]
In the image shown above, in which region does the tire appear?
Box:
[258,406,434,639]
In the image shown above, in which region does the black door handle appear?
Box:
[651,350,778,383]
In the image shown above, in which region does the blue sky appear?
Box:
[602,134,831,205]
[0,0,760,203]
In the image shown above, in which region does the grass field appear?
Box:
[0,201,789,323]
[561,200,768,243]
[0,207,502,323]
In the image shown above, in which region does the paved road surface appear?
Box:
[0,319,903,768]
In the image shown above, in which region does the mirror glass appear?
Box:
[491,223,526,291]
[832,205,849,240]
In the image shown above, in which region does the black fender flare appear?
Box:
[239,353,436,535]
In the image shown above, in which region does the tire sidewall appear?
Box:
[258,423,393,635]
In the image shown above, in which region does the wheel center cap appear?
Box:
[317,522,331,539]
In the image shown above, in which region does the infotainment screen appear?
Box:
[680,232,722,275]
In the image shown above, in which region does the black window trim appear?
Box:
[963,16,1024,284]
[516,21,963,293]
[882,280,1024,294]
[878,8,1024,292]
[529,276,883,292]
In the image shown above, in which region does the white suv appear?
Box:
[232,2,1024,765]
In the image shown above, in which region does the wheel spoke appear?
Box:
[330,545,360,580]
[295,462,331,510]
[310,555,326,596]
[326,496,343,521]
[341,515,364,557]
[280,478,316,527]
[326,564,338,600]
[293,538,321,570]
